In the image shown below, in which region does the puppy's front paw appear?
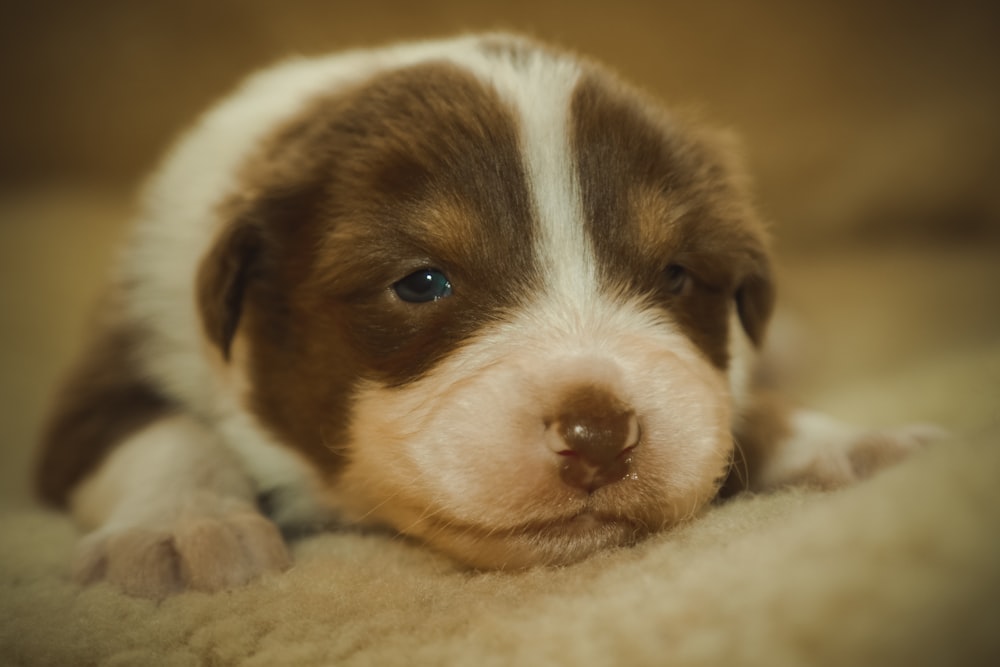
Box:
[843,423,945,480]
[755,411,944,491]
[74,506,291,598]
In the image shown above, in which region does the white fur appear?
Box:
[755,410,861,489]
[466,45,598,302]
[754,410,940,491]
[334,292,733,568]
[72,414,255,532]
[727,309,755,423]
[70,414,290,596]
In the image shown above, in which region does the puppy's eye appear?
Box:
[393,269,453,303]
[664,264,688,294]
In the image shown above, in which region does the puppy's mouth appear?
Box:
[512,509,652,538]
[413,506,658,569]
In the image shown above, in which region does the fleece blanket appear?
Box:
[1,188,999,666]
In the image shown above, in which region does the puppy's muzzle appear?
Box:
[545,387,640,492]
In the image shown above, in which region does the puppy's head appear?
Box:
[198,36,773,567]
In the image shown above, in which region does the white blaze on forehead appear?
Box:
[463,46,597,304]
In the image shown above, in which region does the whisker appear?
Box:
[354,488,406,523]
[729,436,751,493]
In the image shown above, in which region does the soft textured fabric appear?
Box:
[1,412,998,666]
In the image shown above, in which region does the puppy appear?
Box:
[35,33,929,597]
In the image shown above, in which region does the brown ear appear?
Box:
[197,217,263,360]
[735,260,775,348]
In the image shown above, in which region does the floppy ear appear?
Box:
[735,258,775,348]
[691,127,775,348]
[196,216,263,360]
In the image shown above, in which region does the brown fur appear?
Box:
[570,72,774,368]
[35,309,174,506]
[722,391,793,496]
[198,62,538,478]
[48,51,777,512]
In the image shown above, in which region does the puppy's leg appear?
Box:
[70,414,290,598]
[727,391,943,494]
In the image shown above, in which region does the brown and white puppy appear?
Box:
[35,33,930,598]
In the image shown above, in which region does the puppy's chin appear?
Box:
[390,493,722,569]
[411,512,655,570]
[337,447,729,568]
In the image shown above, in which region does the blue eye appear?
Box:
[393,269,453,303]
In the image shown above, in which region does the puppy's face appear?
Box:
[199,47,773,568]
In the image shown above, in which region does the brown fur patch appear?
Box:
[197,214,263,361]
[571,72,775,365]
[722,391,793,496]
[35,309,174,506]
[198,62,538,477]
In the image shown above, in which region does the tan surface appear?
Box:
[2,3,999,665]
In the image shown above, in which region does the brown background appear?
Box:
[1,1,999,503]
[3,1,1000,240]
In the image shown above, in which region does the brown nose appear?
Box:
[545,388,640,492]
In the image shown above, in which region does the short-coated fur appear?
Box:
[36,34,929,596]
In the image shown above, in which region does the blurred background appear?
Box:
[1,0,999,504]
